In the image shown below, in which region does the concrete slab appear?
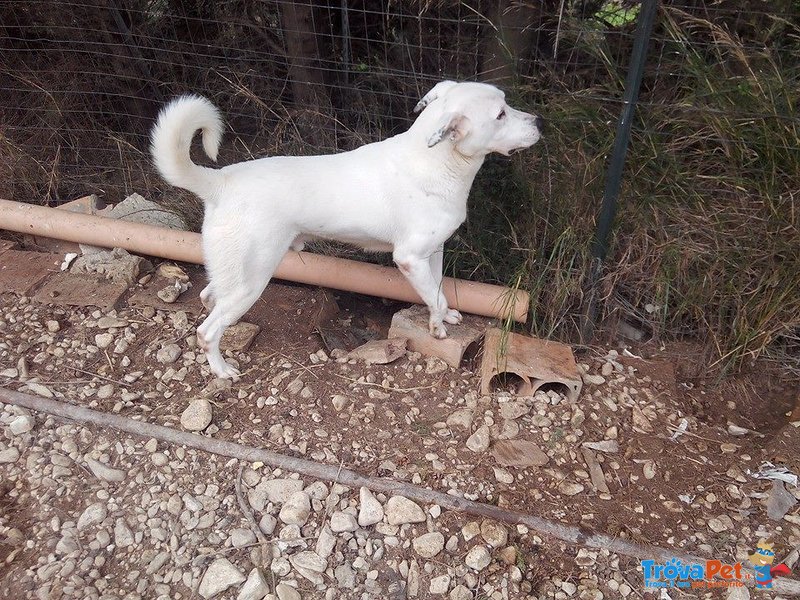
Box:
[388,305,488,368]
[0,250,61,295]
[34,272,128,311]
[480,328,583,402]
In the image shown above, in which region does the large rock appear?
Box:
[279,491,311,526]
[181,399,212,431]
[358,487,384,527]
[385,496,425,525]
[237,568,269,600]
[198,558,246,599]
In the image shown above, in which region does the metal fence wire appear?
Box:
[1,1,798,372]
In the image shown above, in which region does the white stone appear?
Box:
[480,520,508,548]
[251,479,304,509]
[279,491,311,526]
[77,502,107,530]
[450,585,472,600]
[198,558,246,599]
[413,532,445,558]
[9,415,34,435]
[385,496,426,525]
[25,383,53,398]
[0,447,20,463]
[85,458,125,482]
[446,409,474,430]
[330,511,359,533]
[275,583,301,600]
[237,569,269,600]
[95,333,114,348]
[558,481,585,496]
[156,343,182,364]
[290,551,327,573]
[358,487,384,526]
[429,574,451,595]
[315,525,337,559]
[56,534,79,555]
[230,528,257,548]
[259,514,277,535]
[465,545,491,571]
[181,399,212,431]
[114,518,134,548]
[270,557,291,576]
[466,425,490,452]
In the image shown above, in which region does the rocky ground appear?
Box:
[1,257,799,599]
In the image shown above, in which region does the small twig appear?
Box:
[275,352,324,380]
[234,463,269,567]
[66,366,128,386]
[333,372,436,393]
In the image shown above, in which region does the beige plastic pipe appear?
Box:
[0,198,529,322]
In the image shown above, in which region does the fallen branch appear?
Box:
[1,387,798,594]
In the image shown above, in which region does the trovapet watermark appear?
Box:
[641,541,791,590]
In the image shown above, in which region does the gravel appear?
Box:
[1,285,794,600]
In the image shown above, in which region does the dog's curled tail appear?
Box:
[150,95,224,202]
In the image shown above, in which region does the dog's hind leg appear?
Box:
[199,284,215,311]
[198,228,293,378]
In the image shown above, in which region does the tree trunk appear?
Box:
[280,1,331,111]
[480,1,540,85]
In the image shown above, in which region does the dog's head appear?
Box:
[415,81,543,158]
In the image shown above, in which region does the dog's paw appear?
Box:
[429,320,448,339]
[214,362,241,380]
[444,308,463,325]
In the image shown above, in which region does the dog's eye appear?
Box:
[497,110,506,120]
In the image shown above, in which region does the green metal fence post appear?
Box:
[581,0,659,343]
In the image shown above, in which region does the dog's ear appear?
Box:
[427,113,470,148]
[414,80,458,113]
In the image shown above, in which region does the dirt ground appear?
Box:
[1,251,799,600]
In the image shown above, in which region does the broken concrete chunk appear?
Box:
[766,480,797,521]
[157,280,191,303]
[346,338,408,365]
[109,193,187,230]
[480,328,582,402]
[220,322,261,352]
[388,305,486,368]
[581,448,610,494]
[70,247,142,286]
[581,440,619,454]
[490,440,549,468]
[157,263,190,282]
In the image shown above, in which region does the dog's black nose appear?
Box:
[534,115,544,131]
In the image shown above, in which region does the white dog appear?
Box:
[151,81,543,378]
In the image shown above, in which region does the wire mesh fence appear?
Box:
[1,0,798,373]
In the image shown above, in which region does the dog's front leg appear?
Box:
[428,244,462,326]
[395,249,451,338]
